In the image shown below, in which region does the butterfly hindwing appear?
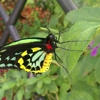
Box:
[16,47,53,74]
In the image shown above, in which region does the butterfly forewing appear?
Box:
[0,38,44,69]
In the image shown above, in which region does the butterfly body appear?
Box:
[0,34,58,74]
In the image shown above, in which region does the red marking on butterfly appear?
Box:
[46,44,52,50]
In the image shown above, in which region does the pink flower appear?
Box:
[88,41,100,56]
[2,97,6,100]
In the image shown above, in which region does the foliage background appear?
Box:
[0,0,100,100]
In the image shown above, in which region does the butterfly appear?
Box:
[0,30,69,74]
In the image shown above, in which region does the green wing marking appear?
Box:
[4,38,42,48]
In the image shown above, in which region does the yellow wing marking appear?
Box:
[18,58,24,65]
[31,47,41,52]
[18,62,31,72]
[21,51,28,57]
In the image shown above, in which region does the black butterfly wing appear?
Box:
[0,38,44,69]
[16,47,53,74]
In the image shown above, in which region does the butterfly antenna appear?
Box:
[57,40,90,44]
[58,46,83,52]
[54,52,71,78]
[46,27,52,33]
[54,52,63,63]
[57,61,72,79]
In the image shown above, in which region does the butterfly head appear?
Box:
[47,34,58,41]
[45,34,58,53]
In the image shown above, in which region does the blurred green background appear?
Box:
[0,0,100,100]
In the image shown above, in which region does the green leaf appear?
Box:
[73,80,93,92]
[5,89,13,100]
[49,15,59,28]
[66,91,93,100]
[36,84,46,95]
[26,77,38,85]
[70,60,85,82]
[25,84,35,93]
[1,0,5,2]
[66,7,100,23]
[43,76,51,84]
[79,53,96,74]
[47,82,58,93]
[49,63,59,74]
[62,21,100,74]
[59,82,70,100]
[73,79,100,99]
[16,78,26,87]
[6,70,21,79]
[20,70,27,78]
[36,80,43,89]
[59,92,67,100]
[55,76,64,86]
[16,88,24,100]
[24,92,31,99]
[0,89,4,100]
[27,0,34,3]
[60,83,70,92]
[2,80,16,90]
[94,57,100,83]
